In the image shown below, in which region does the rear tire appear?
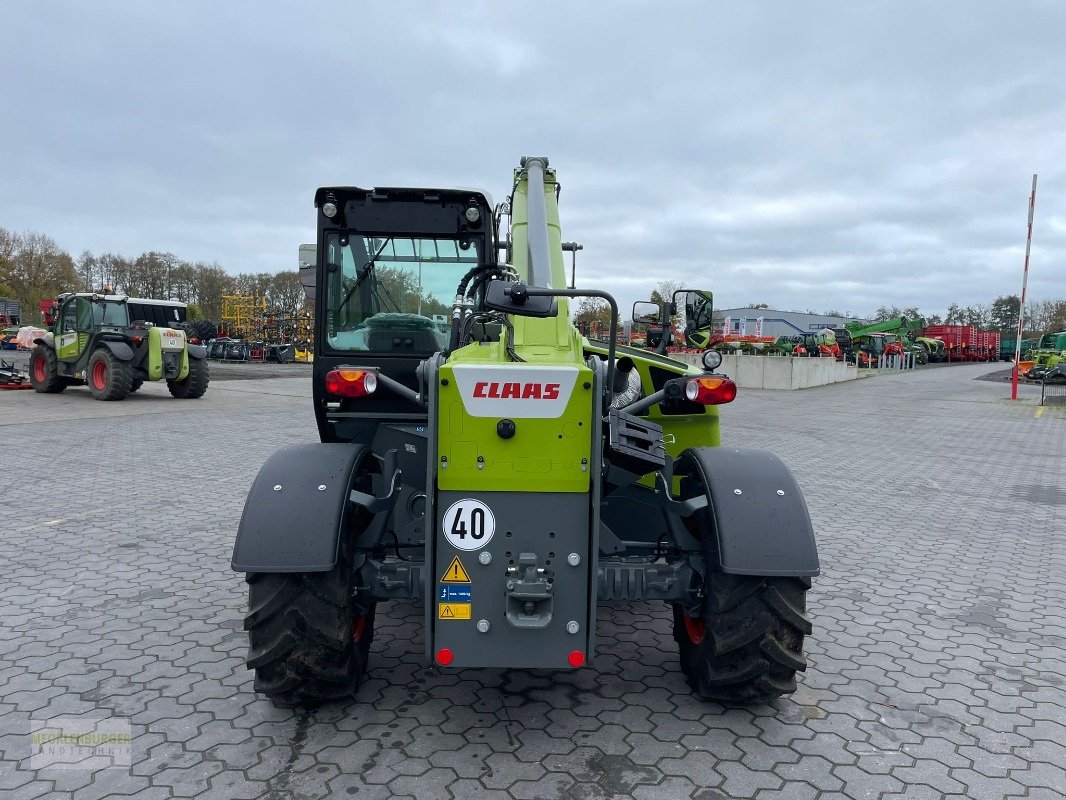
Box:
[87,348,133,401]
[29,345,66,393]
[129,379,144,393]
[167,357,209,398]
[673,574,812,704]
[244,549,375,707]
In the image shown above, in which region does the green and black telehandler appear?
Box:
[29,293,209,400]
[231,157,819,706]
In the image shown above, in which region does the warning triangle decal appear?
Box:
[440,556,471,583]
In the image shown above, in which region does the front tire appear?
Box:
[244,557,375,707]
[673,574,812,704]
[87,348,133,400]
[29,345,66,393]
[167,357,209,398]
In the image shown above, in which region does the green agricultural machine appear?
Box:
[1025,331,1066,380]
[845,317,933,364]
[29,293,209,400]
[231,157,818,707]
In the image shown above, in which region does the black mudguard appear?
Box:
[99,340,135,361]
[231,443,369,573]
[187,344,207,359]
[677,447,819,577]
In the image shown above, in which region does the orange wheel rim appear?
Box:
[92,360,108,389]
[683,615,705,645]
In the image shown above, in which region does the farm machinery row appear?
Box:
[636,311,1012,370]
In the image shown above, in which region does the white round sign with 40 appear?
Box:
[442,499,496,551]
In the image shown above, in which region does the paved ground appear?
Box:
[1,364,1063,799]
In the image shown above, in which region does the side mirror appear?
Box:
[483,280,557,318]
[298,245,316,302]
[676,289,714,331]
[632,301,663,326]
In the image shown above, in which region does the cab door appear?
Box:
[56,297,91,363]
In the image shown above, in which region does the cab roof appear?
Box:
[314,186,494,209]
[60,293,186,308]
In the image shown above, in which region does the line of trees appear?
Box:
[0,227,305,324]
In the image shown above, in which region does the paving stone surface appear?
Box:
[0,364,1063,799]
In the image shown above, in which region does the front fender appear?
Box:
[231,443,370,572]
[187,343,207,359]
[676,446,819,577]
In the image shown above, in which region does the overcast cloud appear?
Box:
[2,1,1063,317]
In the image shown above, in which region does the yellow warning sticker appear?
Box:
[440,556,471,583]
[438,602,471,620]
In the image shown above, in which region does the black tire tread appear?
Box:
[244,570,374,707]
[674,573,811,705]
[29,345,66,393]
[167,356,209,398]
[87,349,133,401]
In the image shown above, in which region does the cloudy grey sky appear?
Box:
[2,1,1063,317]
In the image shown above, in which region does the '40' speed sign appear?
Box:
[442,499,496,551]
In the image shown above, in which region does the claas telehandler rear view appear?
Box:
[231,156,819,706]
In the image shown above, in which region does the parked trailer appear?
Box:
[0,298,20,327]
[922,326,1000,363]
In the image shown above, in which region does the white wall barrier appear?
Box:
[676,353,859,390]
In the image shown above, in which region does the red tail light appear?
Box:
[325,369,378,398]
[685,376,737,405]
[435,648,454,666]
[568,650,586,668]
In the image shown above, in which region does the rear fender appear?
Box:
[676,446,819,577]
[231,443,370,572]
[99,340,135,361]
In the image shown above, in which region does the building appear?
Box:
[713,308,861,338]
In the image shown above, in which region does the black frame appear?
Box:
[311,186,496,443]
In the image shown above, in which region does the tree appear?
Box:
[0,229,78,315]
[875,305,903,322]
[990,295,1021,334]
[268,271,305,317]
[650,280,686,327]
[945,303,964,325]
[747,302,771,310]
[572,297,612,334]
[962,304,989,327]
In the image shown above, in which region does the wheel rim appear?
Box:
[683,615,706,645]
[92,359,108,390]
[352,616,366,643]
[33,356,46,383]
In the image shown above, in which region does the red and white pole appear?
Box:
[1011,174,1038,401]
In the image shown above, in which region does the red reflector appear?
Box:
[435,648,454,666]
[685,376,737,405]
[568,650,585,668]
[325,369,378,398]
